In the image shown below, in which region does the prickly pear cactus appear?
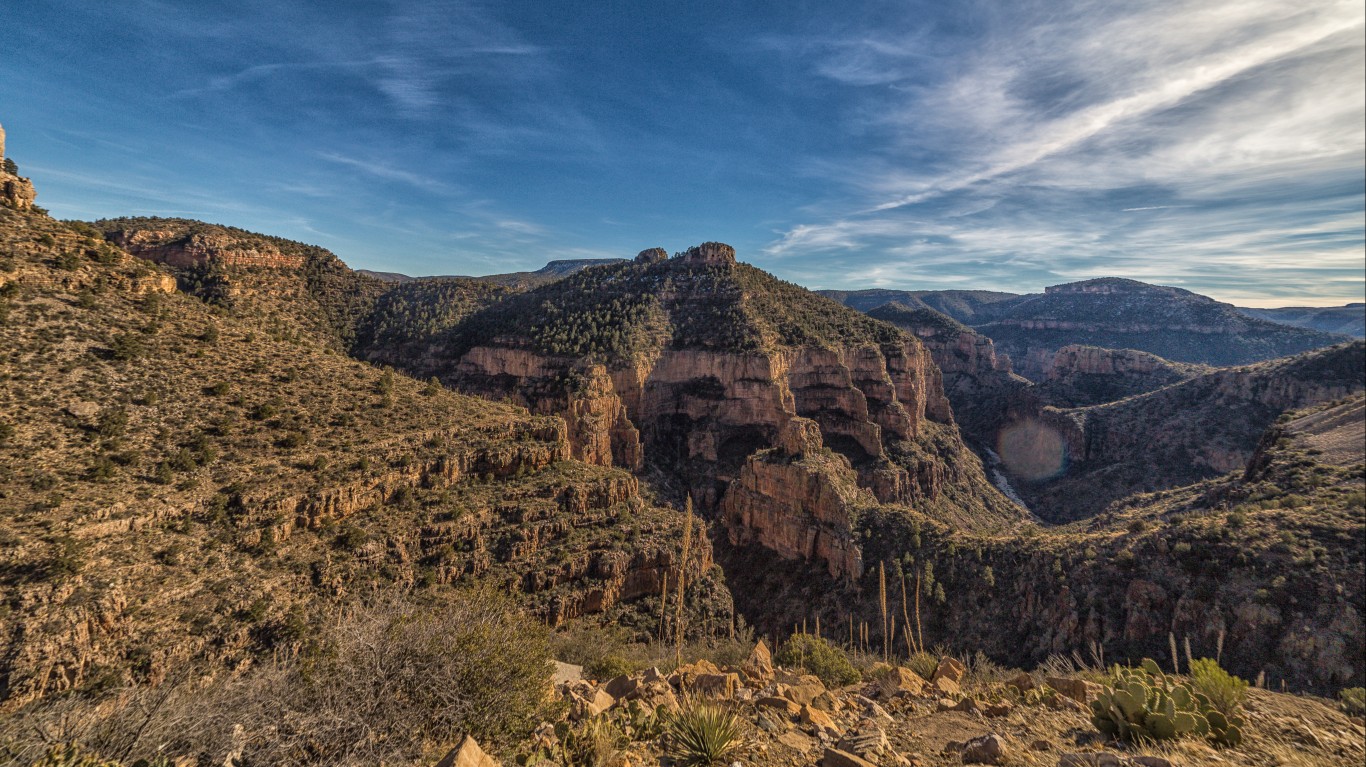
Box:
[1090,658,1211,745]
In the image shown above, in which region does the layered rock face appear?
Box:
[1037,345,1205,407]
[720,419,874,581]
[454,339,954,509]
[105,227,308,270]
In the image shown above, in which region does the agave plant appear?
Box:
[664,699,745,767]
[1090,658,1244,747]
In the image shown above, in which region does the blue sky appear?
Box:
[3,0,1362,306]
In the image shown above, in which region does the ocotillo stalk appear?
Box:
[900,573,914,654]
[1169,632,1179,675]
[675,497,693,667]
[879,561,888,662]
[657,571,669,641]
[815,613,821,639]
[914,572,924,653]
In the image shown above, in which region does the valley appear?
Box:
[0,134,1362,766]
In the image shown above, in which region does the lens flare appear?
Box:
[997,419,1068,481]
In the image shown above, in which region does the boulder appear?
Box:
[886,667,927,696]
[1045,676,1100,704]
[552,660,584,685]
[757,696,801,716]
[569,687,616,719]
[960,734,1005,765]
[742,639,775,681]
[694,672,739,698]
[823,748,877,767]
[782,680,828,706]
[606,674,639,699]
[837,724,891,762]
[984,701,1013,718]
[435,736,499,767]
[932,676,961,697]
[801,703,839,736]
[932,656,965,684]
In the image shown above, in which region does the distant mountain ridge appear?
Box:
[1239,303,1364,338]
[825,278,1350,379]
[358,257,625,289]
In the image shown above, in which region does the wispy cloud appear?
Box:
[760,0,1365,304]
[315,151,453,193]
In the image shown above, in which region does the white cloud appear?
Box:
[761,0,1365,304]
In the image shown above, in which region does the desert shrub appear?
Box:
[0,588,553,766]
[27,743,122,766]
[663,700,743,767]
[1188,658,1247,717]
[1340,687,1366,717]
[775,633,860,687]
[586,654,640,682]
[906,651,939,680]
[109,333,144,361]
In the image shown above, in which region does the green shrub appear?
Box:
[586,654,640,682]
[664,700,744,767]
[109,332,144,361]
[775,633,860,687]
[1188,658,1247,717]
[1340,687,1366,717]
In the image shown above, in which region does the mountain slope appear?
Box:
[1011,341,1364,521]
[827,279,1350,380]
[0,203,727,713]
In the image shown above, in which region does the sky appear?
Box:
[3,0,1362,307]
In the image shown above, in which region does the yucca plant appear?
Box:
[664,700,745,767]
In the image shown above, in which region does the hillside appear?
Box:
[0,202,728,723]
[1011,342,1364,521]
[93,216,389,351]
[1241,303,1365,338]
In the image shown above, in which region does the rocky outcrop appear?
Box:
[105,228,307,270]
[0,124,36,211]
[721,419,874,581]
[678,241,736,266]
